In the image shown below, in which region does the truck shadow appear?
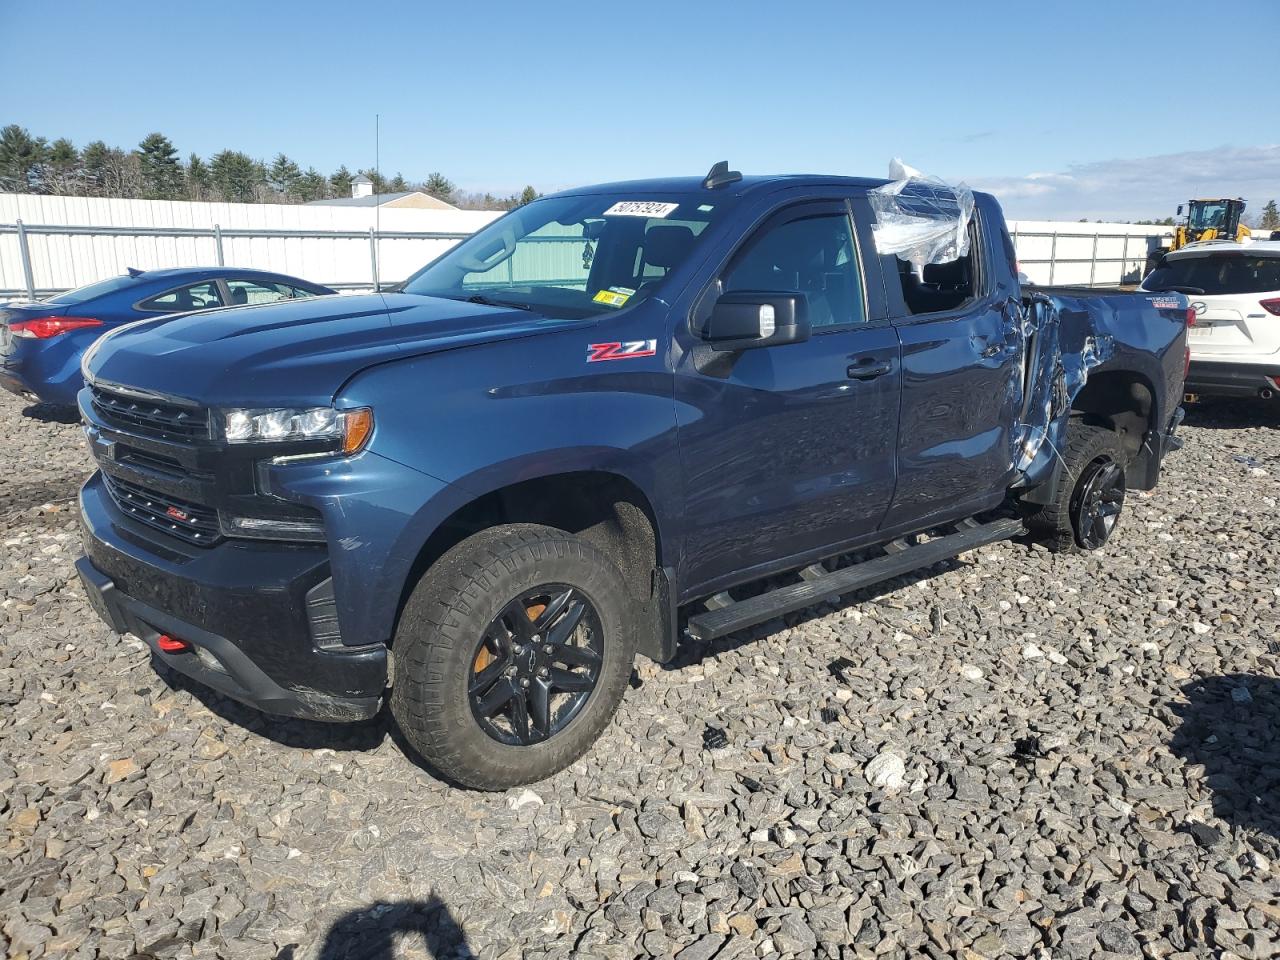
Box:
[1169,673,1280,840]
[0,477,84,524]
[153,660,389,753]
[273,896,473,959]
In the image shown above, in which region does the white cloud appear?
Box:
[969,144,1280,221]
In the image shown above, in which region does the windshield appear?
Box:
[402,193,730,318]
[1146,253,1280,295]
[46,275,139,305]
[1187,201,1231,232]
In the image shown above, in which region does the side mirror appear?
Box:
[701,291,810,351]
[1176,205,1184,217]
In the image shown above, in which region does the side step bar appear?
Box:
[685,516,1025,641]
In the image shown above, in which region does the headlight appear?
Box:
[221,406,373,454]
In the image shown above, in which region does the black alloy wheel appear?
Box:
[1071,455,1126,550]
[468,585,604,746]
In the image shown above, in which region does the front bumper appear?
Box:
[78,472,386,721]
[1185,359,1280,400]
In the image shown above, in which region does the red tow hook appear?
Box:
[156,634,191,654]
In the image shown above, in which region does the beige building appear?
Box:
[307,174,458,211]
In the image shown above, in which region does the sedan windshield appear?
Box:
[402,193,731,318]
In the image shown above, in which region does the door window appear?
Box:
[226,279,309,306]
[723,213,866,328]
[892,219,981,315]
[138,281,223,312]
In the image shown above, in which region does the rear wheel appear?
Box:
[1022,423,1128,553]
[390,524,636,790]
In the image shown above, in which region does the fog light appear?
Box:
[219,514,326,542]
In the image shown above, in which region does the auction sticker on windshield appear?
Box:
[592,287,634,308]
[603,201,679,218]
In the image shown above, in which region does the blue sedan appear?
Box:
[1,267,335,407]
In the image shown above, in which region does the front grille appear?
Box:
[102,474,221,546]
[91,385,209,442]
[114,446,214,483]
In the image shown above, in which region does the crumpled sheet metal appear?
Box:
[869,159,976,272]
[1013,295,1115,481]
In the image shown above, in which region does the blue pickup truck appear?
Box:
[74,165,1189,788]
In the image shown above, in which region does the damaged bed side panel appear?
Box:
[1014,287,1188,498]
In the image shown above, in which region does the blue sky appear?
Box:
[3,0,1278,220]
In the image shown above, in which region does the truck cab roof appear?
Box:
[543,173,893,200]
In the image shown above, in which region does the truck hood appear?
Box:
[86,293,579,407]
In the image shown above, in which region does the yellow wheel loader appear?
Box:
[1146,198,1252,275]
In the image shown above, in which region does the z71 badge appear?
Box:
[587,340,657,363]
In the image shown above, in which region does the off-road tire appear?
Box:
[390,524,636,790]
[1021,422,1128,553]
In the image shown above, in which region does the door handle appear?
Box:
[847,359,892,380]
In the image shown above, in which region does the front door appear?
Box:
[673,200,902,595]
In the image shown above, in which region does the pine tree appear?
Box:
[0,124,49,192]
[293,167,327,202]
[329,165,354,198]
[80,141,111,196]
[45,138,80,194]
[423,172,455,202]
[1261,200,1280,231]
[518,185,539,206]
[185,154,212,200]
[387,172,409,192]
[209,150,262,203]
[357,168,389,193]
[267,153,302,197]
[137,132,183,199]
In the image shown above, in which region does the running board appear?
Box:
[685,517,1025,641]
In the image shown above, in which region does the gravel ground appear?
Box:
[2,392,1279,960]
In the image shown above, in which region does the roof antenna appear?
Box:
[703,160,742,190]
[373,113,381,294]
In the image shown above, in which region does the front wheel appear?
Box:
[1022,423,1128,553]
[390,524,636,790]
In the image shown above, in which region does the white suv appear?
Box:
[1142,240,1280,404]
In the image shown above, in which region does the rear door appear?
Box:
[673,198,902,593]
[877,197,1027,531]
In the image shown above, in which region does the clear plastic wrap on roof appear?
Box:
[869,159,975,272]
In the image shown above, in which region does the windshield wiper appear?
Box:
[464,293,533,311]
[1147,284,1205,295]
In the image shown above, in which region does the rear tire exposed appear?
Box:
[1022,423,1128,553]
[390,524,636,790]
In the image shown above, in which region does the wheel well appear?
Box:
[1070,371,1154,457]
[396,471,663,649]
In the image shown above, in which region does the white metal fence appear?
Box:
[0,193,500,298]
[0,193,1175,299]
[1007,219,1172,287]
